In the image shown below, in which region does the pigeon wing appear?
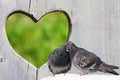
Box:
[72,49,97,69]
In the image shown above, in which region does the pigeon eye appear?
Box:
[66,49,69,53]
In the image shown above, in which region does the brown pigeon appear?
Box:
[66,41,119,75]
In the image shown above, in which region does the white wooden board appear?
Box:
[0,0,120,80]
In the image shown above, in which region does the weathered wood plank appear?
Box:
[30,0,73,20]
[0,0,37,80]
[35,0,120,79]
[0,0,120,80]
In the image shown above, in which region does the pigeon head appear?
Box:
[65,41,79,59]
[52,45,71,67]
[66,41,78,51]
[55,45,67,55]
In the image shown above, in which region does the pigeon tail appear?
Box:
[99,62,119,69]
[98,62,119,75]
[105,69,119,75]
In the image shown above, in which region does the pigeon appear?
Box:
[48,44,71,74]
[66,41,119,75]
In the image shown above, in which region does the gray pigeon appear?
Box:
[48,44,71,74]
[66,41,119,75]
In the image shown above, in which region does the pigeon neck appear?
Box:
[69,46,79,59]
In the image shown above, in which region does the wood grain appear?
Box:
[0,0,120,80]
[0,0,36,80]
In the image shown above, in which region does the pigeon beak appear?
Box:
[66,41,73,51]
[66,41,73,46]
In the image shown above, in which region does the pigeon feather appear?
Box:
[48,45,71,74]
[66,41,119,75]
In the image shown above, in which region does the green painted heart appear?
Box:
[6,11,70,68]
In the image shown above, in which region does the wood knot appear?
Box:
[0,58,4,62]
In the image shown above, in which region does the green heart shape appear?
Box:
[6,11,70,68]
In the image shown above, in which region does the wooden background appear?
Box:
[0,0,120,80]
